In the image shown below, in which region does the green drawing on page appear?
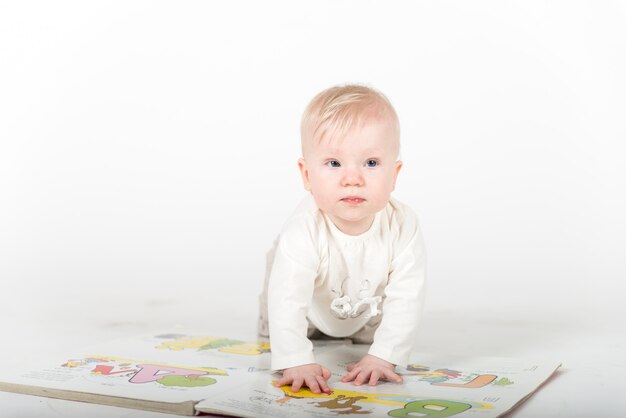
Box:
[388,399,472,418]
[157,375,217,387]
[493,377,514,386]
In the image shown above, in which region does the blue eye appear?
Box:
[366,160,378,167]
[327,160,341,168]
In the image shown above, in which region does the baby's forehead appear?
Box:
[308,120,399,155]
[315,142,380,153]
[314,136,395,152]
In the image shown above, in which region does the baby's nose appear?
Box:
[341,169,364,186]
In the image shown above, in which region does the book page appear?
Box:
[0,333,560,417]
[0,333,277,415]
[196,345,561,418]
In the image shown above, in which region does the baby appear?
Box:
[258,84,426,394]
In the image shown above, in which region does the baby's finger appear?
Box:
[341,367,361,382]
[291,376,304,393]
[316,375,331,394]
[304,376,321,394]
[321,366,332,380]
[354,369,371,386]
[368,370,381,386]
[274,376,292,387]
[346,363,356,372]
[383,369,403,383]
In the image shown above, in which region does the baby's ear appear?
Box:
[392,160,403,190]
[297,158,312,191]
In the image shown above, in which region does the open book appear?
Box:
[0,333,560,417]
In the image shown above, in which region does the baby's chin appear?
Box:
[339,200,388,214]
[327,211,377,227]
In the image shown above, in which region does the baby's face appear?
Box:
[298,119,402,236]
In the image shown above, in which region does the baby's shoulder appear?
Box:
[274,196,326,263]
[384,198,421,252]
[277,195,327,242]
[385,197,419,230]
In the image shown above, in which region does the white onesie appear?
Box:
[259,195,426,371]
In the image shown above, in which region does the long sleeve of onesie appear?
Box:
[367,212,426,367]
[267,215,320,371]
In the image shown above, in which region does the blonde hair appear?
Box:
[300,84,400,155]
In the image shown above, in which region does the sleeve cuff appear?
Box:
[368,344,410,368]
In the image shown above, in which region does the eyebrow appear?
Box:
[320,149,385,158]
[321,151,383,160]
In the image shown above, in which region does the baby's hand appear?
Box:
[341,354,403,386]
[274,363,332,394]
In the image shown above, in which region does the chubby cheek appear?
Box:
[368,176,396,208]
[310,185,336,209]
[370,188,392,210]
[308,170,334,191]
[306,173,335,208]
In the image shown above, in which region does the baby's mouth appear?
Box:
[341,197,365,205]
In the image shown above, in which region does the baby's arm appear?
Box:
[267,216,326,390]
[359,210,427,381]
[341,354,403,386]
[274,363,332,394]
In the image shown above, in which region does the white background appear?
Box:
[1,1,625,417]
